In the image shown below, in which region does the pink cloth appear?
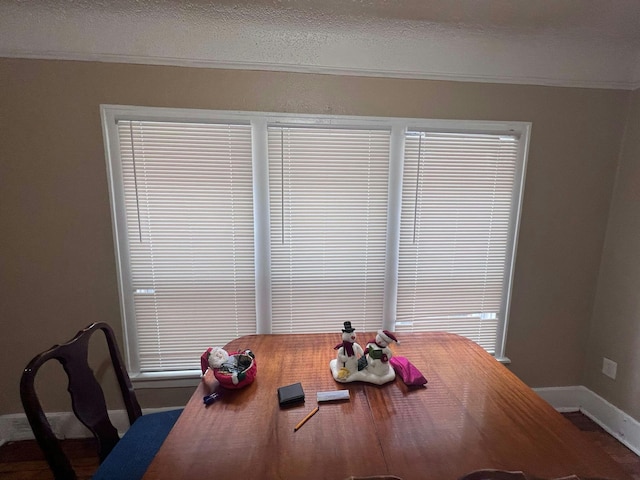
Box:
[390,356,428,386]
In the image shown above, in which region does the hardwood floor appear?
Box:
[0,412,638,479]
[562,412,640,480]
[0,438,99,480]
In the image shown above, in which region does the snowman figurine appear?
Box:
[363,330,398,378]
[332,321,364,381]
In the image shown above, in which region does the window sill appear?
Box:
[130,370,202,389]
[131,357,511,389]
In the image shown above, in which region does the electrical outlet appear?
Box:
[602,357,617,379]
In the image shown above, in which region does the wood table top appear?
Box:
[142,332,630,480]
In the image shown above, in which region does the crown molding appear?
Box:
[2,1,640,91]
[2,50,639,91]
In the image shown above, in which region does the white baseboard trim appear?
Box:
[4,386,640,459]
[0,407,180,447]
[534,385,640,457]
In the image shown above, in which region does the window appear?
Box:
[397,132,522,354]
[102,106,529,380]
[107,119,256,375]
[268,126,390,333]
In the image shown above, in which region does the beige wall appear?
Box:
[586,88,640,419]
[0,58,630,415]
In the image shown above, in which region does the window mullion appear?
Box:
[382,124,406,331]
[251,119,273,334]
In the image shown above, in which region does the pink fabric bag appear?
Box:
[390,356,427,386]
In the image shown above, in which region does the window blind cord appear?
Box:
[129,122,143,243]
[478,139,503,341]
[281,129,285,245]
[228,124,241,337]
[412,134,423,245]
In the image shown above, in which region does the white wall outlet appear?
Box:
[602,357,617,380]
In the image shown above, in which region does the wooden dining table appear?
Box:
[142,332,631,480]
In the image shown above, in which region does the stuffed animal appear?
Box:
[208,346,230,369]
[201,347,257,389]
[363,330,398,377]
[333,321,364,379]
[329,324,398,385]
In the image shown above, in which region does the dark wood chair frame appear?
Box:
[458,470,608,480]
[20,322,143,480]
[459,471,529,480]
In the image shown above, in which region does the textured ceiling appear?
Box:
[3,0,640,88]
[35,0,640,42]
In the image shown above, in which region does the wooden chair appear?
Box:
[344,476,404,480]
[20,322,181,480]
[458,470,607,480]
[458,471,529,480]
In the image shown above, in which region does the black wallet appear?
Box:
[277,382,305,406]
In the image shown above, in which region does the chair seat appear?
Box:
[92,409,182,480]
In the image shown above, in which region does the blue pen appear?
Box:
[203,392,221,406]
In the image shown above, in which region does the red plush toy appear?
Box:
[201,347,257,389]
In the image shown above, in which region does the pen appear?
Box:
[203,392,220,406]
[293,406,319,432]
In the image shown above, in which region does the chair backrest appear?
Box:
[458,470,605,480]
[459,471,529,480]
[20,322,143,480]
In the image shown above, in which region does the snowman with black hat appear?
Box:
[332,321,364,381]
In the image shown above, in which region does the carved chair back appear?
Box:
[20,322,142,480]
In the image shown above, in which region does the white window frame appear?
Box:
[101,105,530,386]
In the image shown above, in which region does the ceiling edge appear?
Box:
[2,51,637,91]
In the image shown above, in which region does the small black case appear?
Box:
[277,382,305,406]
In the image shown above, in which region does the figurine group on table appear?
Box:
[330,321,399,385]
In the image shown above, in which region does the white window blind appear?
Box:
[104,106,530,377]
[116,121,256,372]
[267,126,390,333]
[397,132,520,353]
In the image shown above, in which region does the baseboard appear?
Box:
[4,386,640,458]
[532,386,584,412]
[534,385,640,457]
[0,407,180,446]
